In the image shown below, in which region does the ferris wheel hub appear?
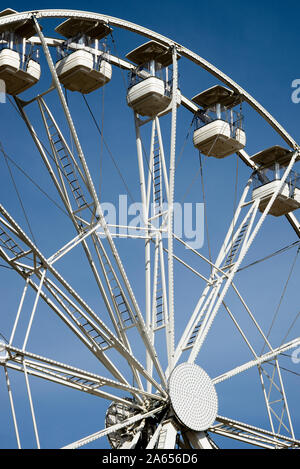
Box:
[169,362,218,432]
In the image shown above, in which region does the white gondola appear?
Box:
[0,48,20,69]
[55,17,112,94]
[56,50,112,94]
[192,85,246,158]
[193,120,246,158]
[251,146,300,216]
[0,49,41,95]
[126,40,180,117]
[0,8,37,39]
[0,9,41,95]
[127,75,171,116]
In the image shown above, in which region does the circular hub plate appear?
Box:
[169,363,218,431]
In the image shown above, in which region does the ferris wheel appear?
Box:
[0,8,300,449]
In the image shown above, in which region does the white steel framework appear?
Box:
[0,9,299,449]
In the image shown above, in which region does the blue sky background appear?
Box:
[0,0,299,449]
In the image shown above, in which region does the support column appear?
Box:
[186,431,215,449]
[157,419,178,449]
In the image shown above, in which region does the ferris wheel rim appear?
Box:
[0,8,298,151]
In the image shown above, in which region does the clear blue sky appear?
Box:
[0,1,300,449]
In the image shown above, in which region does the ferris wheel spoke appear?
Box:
[6,264,134,388]
[47,223,146,392]
[0,345,164,405]
[166,46,179,371]
[135,118,171,331]
[11,103,146,391]
[186,196,261,363]
[213,337,300,385]
[25,269,164,397]
[5,267,139,391]
[0,203,167,396]
[39,275,156,394]
[131,44,179,375]
[231,282,275,352]
[172,178,254,368]
[61,405,165,449]
[172,150,300,366]
[17,91,142,346]
[134,114,172,379]
[14,25,167,390]
[209,415,300,449]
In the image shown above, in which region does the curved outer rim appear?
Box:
[0,8,298,150]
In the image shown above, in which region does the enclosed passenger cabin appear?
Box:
[0,8,41,95]
[251,146,300,216]
[192,85,246,158]
[55,18,112,94]
[126,40,180,117]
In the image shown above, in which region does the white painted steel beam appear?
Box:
[213,337,300,384]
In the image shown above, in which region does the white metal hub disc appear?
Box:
[169,363,218,431]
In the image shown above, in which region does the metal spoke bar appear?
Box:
[16,24,166,390]
[13,98,146,390]
[16,101,145,389]
[0,253,132,388]
[26,275,133,388]
[47,222,101,265]
[0,203,166,396]
[187,151,299,363]
[2,345,164,404]
[39,275,164,396]
[171,179,253,368]
[211,415,300,449]
[33,16,167,390]
[166,46,179,371]
[5,360,143,409]
[61,405,165,449]
[213,337,300,384]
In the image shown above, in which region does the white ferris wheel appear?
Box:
[0,8,300,450]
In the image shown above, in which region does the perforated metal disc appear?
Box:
[169,363,218,431]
